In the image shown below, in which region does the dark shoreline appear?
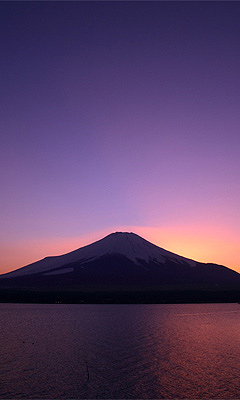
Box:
[1,288,240,304]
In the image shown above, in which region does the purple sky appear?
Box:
[1,1,240,274]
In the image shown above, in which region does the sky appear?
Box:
[1,1,240,274]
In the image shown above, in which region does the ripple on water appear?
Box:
[0,303,240,399]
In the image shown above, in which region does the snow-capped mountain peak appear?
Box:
[1,232,196,278]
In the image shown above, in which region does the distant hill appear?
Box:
[1,232,240,303]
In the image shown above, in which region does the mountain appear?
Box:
[1,232,240,295]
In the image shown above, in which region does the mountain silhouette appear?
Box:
[1,232,240,293]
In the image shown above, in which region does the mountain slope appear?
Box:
[0,232,240,291]
[1,232,196,278]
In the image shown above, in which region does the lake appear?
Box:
[0,303,240,399]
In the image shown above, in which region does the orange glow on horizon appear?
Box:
[137,226,240,273]
[0,225,240,275]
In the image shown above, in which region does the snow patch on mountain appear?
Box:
[43,267,74,276]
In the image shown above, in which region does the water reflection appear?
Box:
[0,303,240,398]
[147,304,240,399]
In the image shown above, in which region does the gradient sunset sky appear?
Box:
[1,1,240,274]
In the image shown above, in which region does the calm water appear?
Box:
[0,303,240,399]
